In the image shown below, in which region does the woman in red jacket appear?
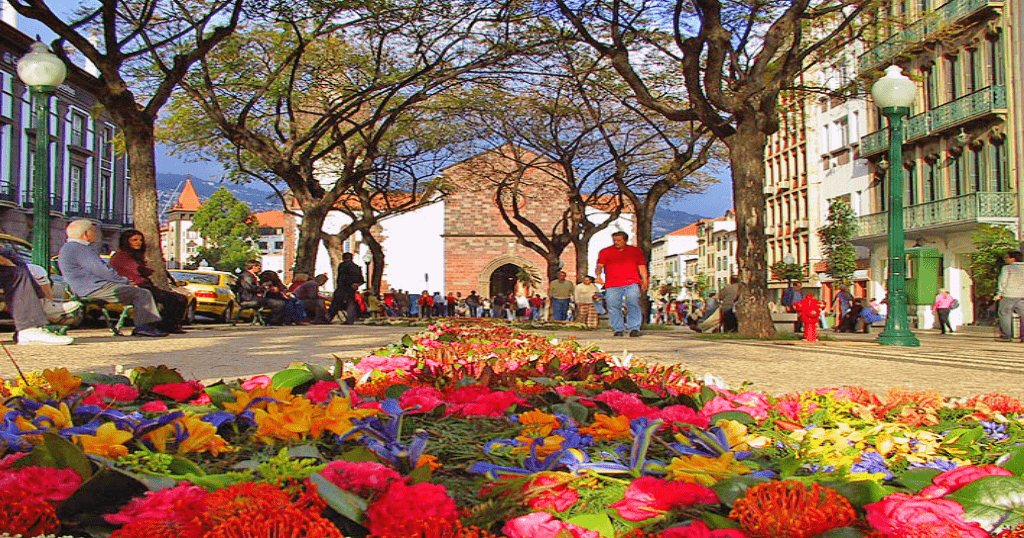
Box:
[108,229,189,333]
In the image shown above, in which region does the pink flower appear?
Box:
[398,386,444,414]
[609,476,719,521]
[140,400,169,413]
[320,460,407,498]
[188,392,212,405]
[0,466,82,501]
[661,521,747,538]
[658,405,711,429]
[83,383,140,405]
[306,380,341,404]
[919,464,1013,498]
[593,390,656,419]
[365,482,458,538]
[554,385,577,398]
[0,453,27,470]
[865,492,988,538]
[354,355,418,373]
[104,482,208,525]
[523,473,578,512]
[152,381,203,402]
[503,512,600,538]
[445,385,527,418]
[242,375,272,390]
[702,391,770,422]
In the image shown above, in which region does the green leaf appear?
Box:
[305,363,334,382]
[548,357,561,372]
[709,411,756,425]
[408,463,432,484]
[895,467,941,493]
[777,454,800,478]
[288,444,323,460]
[334,356,346,379]
[204,383,236,409]
[814,527,866,537]
[340,446,381,463]
[56,467,148,522]
[271,368,315,390]
[310,472,368,524]
[999,446,1024,476]
[564,512,615,537]
[710,475,772,505]
[77,372,132,386]
[702,512,743,529]
[401,334,414,347]
[385,384,411,400]
[826,480,893,508]
[948,476,1024,532]
[43,432,93,480]
[131,365,186,393]
[168,455,205,476]
[699,385,717,405]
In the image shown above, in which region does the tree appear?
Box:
[771,260,806,285]
[555,0,871,337]
[818,198,857,286]
[10,0,244,287]
[162,2,537,279]
[969,224,1016,321]
[189,187,258,273]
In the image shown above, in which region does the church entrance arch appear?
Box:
[478,255,541,299]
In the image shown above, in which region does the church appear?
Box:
[163,148,636,298]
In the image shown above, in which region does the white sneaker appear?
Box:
[17,327,74,345]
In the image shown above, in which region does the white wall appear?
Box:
[584,210,637,276]
[377,201,446,293]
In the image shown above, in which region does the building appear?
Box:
[649,221,700,298]
[161,179,204,268]
[253,210,297,275]
[696,211,737,292]
[855,0,1019,326]
[0,17,133,255]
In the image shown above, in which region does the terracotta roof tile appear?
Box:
[254,210,286,228]
[171,179,202,211]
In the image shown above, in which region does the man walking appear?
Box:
[596,231,648,337]
[329,252,364,324]
[548,271,574,321]
[995,250,1024,341]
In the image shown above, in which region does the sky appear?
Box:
[14,3,736,218]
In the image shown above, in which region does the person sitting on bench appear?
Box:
[0,250,73,345]
[235,260,287,325]
[58,219,167,337]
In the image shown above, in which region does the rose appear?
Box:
[919,464,1013,498]
[502,512,600,538]
[865,492,988,537]
[610,476,719,521]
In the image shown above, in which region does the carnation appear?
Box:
[305,380,341,404]
[151,381,203,402]
[865,492,989,538]
[399,386,444,414]
[83,383,140,406]
[320,460,407,498]
[662,521,748,538]
[503,512,600,538]
[0,466,82,502]
[919,464,1013,498]
[364,482,458,538]
[140,400,169,413]
[241,375,272,391]
[104,483,208,526]
[353,355,419,374]
[445,385,527,418]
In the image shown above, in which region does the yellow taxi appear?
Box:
[168,269,239,322]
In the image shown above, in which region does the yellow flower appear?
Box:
[42,368,81,399]
[34,402,74,430]
[513,435,568,458]
[517,410,560,438]
[143,415,234,456]
[76,422,132,458]
[580,414,632,442]
[311,396,378,438]
[222,385,295,415]
[417,454,442,471]
[665,453,752,486]
[253,399,316,444]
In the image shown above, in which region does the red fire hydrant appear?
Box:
[796,294,822,342]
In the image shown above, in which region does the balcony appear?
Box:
[0,182,16,203]
[859,86,1006,157]
[853,192,1017,238]
[859,0,1003,73]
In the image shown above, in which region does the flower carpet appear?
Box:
[2,321,1024,537]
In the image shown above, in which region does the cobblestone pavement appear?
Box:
[1,322,1020,399]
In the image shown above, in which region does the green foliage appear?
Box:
[818,198,858,286]
[770,261,805,283]
[189,187,259,273]
[969,224,1016,301]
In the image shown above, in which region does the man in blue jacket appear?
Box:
[58,220,167,337]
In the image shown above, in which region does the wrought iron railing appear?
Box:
[854,192,1017,237]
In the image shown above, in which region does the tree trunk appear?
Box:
[727,122,776,338]
[634,206,656,324]
[292,202,329,276]
[361,229,385,294]
[123,122,169,290]
[574,238,590,279]
[322,227,358,287]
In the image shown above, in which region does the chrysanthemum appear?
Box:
[204,505,343,538]
[729,480,855,538]
[0,492,61,537]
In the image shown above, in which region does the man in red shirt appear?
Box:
[596,231,648,337]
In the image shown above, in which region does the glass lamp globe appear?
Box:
[363,253,372,264]
[17,42,67,88]
[871,65,916,109]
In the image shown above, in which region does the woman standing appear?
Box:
[574,275,601,329]
[109,229,188,333]
[932,289,956,334]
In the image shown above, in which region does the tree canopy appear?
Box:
[189,187,259,273]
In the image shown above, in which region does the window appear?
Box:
[992,143,1008,191]
[68,165,83,211]
[989,35,1004,86]
[951,152,964,196]
[923,65,937,109]
[971,146,985,192]
[837,116,850,148]
[71,112,87,147]
[945,55,960,102]
[925,162,937,202]
[100,126,114,164]
[906,164,916,206]
[966,48,981,94]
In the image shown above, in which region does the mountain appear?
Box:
[651,207,709,238]
[157,173,282,216]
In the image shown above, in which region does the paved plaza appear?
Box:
[0,323,1020,399]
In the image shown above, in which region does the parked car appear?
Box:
[168,269,239,322]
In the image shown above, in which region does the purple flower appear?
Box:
[851,451,892,479]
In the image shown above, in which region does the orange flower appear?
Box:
[311,395,379,438]
[729,480,855,538]
[580,414,632,442]
[0,492,61,537]
[417,454,443,472]
[512,435,567,458]
[222,385,295,415]
[34,402,74,431]
[517,410,560,438]
[996,523,1024,537]
[965,393,1024,418]
[42,367,81,399]
[665,453,752,486]
[75,422,133,458]
[204,505,343,538]
[368,520,503,538]
[143,414,233,455]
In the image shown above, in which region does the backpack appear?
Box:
[951,299,960,309]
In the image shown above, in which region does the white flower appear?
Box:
[610,350,634,368]
[700,373,729,390]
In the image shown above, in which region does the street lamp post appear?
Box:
[362,252,373,292]
[17,42,67,268]
[872,65,920,347]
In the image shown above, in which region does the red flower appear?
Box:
[365,482,459,538]
[594,390,657,419]
[399,386,444,414]
[865,492,989,538]
[662,521,748,537]
[522,473,579,512]
[306,380,341,404]
[140,400,169,413]
[104,483,208,526]
[0,466,82,502]
[83,383,140,405]
[659,405,711,429]
[444,385,527,417]
[920,464,1013,498]
[0,492,60,537]
[502,512,600,538]
[241,375,272,390]
[320,460,407,498]
[152,381,203,402]
[610,476,719,521]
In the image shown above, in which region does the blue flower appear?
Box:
[981,421,1009,441]
[851,451,892,479]
[909,458,961,471]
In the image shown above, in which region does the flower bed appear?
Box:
[2,321,1024,537]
